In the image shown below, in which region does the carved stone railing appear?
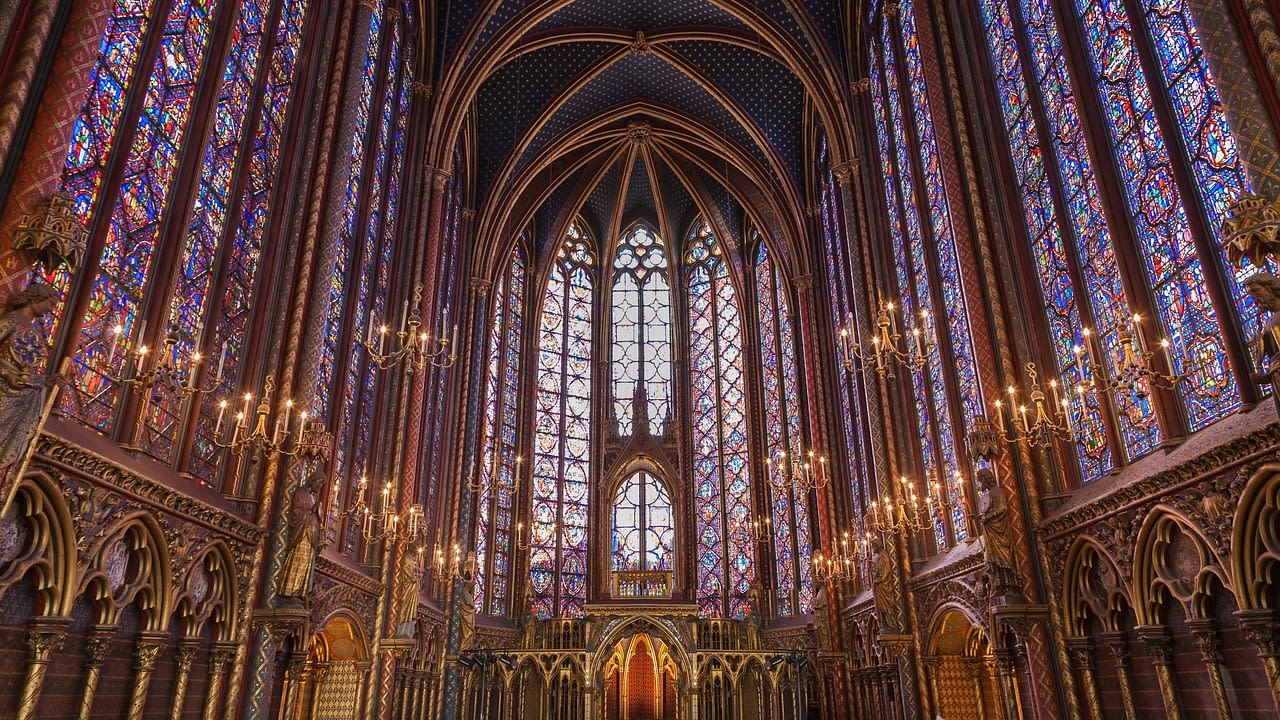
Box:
[612,570,672,599]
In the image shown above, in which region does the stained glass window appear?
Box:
[686,220,754,619]
[754,237,813,616]
[1071,0,1238,429]
[191,0,311,483]
[818,136,870,518]
[530,224,594,619]
[474,244,526,616]
[62,0,223,429]
[611,224,672,437]
[874,11,969,546]
[611,471,674,572]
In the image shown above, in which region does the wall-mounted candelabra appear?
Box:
[767,449,829,493]
[813,528,871,583]
[1072,313,1185,399]
[750,514,773,544]
[363,284,457,371]
[432,541,472,582]
[348,474,425,547]
[467,455,520,494]
[866,474,933,536]
[836,301,933,379]
[108,322,210,450]
[211,374,314,457]
[991,362,1077,449]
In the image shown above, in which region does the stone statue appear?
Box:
[460,558,477,651]
[521,605,538,648]
[392,549,423,637]
[975,467,1019,598]
[870,532,903,633]
[278,472,323,599]
[1246,273,1280,413]
[0,283,60,510]
[744,580,764,649]
[812,585,831,650]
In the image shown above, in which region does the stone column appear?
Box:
[1067,639,1104,720]
[1187,620,1233,720]
[1137,627,1182,720]
[1237,609,1280,713]
[77,628,112,720]
[203,646,236,720]
[126,635,165,720]
[15,621,65,720]
[994,651,1020,720]
[1102,633,1138,720]
[964,657,989,720]
[0,0,58,163]
[169,642,199,720]
[920,656,941,719]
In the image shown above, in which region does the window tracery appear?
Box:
[610,224,672,437]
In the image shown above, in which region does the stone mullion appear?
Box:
[1137,626,1183,720]
[1068,639,1105,720]
[14,621,65,720]
[1188,619,1234,720]
[0,0,112,295]
[1102,633,1139,720]
[76,628,112,720]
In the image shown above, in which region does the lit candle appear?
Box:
[379,325,388,355]
[1061,397,1074,433]
[1072,343,1084,377]
[109,324,124,365]
[1019,404,1030,433]
[1048,379,1061,415]
[1083,327,1099,369]
[993,399,1004,429]
[1131,313,1147,354]
[215,399,227,435]
[1160,337,1173,373]
[886,302,898,336]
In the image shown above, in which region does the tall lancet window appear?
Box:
[473,243,527,616]
[754,236,814,616]
[611,471,674,572]
[530,224,594,619]
[686,220,754,619]
[611,224,673,436]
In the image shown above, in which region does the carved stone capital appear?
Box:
[831,162,857,186]
[793,274,814,293]
[25,626,65,661]
[411,81,432,98]
[1136,626,1174,666]
[1225,193,1280,268]
[469,277,492,296]
[849,79,871,96]
[1101,632,1130,667]
[84,631,113,667]
[432,170,451,192]
[1237,609,1280,657]
[1067,639,1095,671]
[175,643,199,671]
[1186,620,1221,664]
[134,641,162,671]
[883,2,900,18]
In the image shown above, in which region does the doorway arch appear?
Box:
[603,631,680,720]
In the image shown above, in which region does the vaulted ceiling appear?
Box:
[421,0,863,278]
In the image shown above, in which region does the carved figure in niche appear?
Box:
[278,471,324,599]
[392,549,424,637]
[1245,273,1280,413]
[0,283,60,512]
[870,532,904,633]
[460,555,476,651]
[521,605,538,648]
[812,585,831,650]
[743,580,764,649]
[975,467,1020,599]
